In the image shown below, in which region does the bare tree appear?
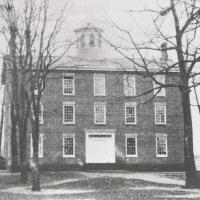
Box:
[1,0,70,190]
[104,0,200,188]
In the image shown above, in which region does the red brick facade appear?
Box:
[37,70,184,169]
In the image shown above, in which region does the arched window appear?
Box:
[80,34,85,48]
[89,34,95,47]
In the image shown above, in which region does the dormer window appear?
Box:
[89,34,95,47]
[80,34,85,48]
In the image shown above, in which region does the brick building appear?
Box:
[2,24,184,170]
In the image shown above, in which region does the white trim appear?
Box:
[94,102,106,125]
[154,103,167,125]
[93,73,106,96]
[63,102,75,124]
[125,134,138,157]
[153,75,166,97]
[39,103,44,125]
[63,134,75,158]
[63,73,75,96]
[30,133,44,158]
[125,103,137,125]
[156,134,168,157]
[124,74,136,96]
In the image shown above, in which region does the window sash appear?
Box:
[156,136,168,157]
[155,105,166,124]
[125,105,137,124]
[30,134,43,158]
[153,75,165,97]
[126,136,137,157]
[94,74,105,96]
[124,74,135,96]
[63,103,75,124]
[63,75,75,95]
[63,136,75,157]
[94,103,106,124]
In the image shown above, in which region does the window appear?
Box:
[63,102,75,124]
[63,134,75,157]
[30,134,44,158]
[94,102,106,124]
[156,134,168,157]
[125,102,137,124]
[126,134,137,157]
[89,34,95,47]
[80,34,85,48]
[153,75,165,97]
[155,103,166,124]
[124,74,136,96]
[94,74,105,96]
[63,74,75,95]
[39,103,43,124]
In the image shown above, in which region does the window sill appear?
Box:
[126,155,138,158]
[63,155,75,158]
[63,93,75,96]
[63,122,75,125]
[156,155,168,158]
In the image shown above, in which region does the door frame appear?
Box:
[85,129,116,163]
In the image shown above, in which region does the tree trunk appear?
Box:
[19,87,28,183]
[30,116,41,191]
[19,120,28,182]
[181,89,200,188]
[10,103,19,172]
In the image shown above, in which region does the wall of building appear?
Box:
[38,70,184,169]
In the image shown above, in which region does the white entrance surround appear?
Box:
[85,129,116,163]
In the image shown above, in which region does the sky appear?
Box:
[0,0,200,158]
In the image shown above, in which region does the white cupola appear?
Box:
[74,23,104,60]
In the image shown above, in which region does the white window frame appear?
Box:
[94,102,106,125]
[125,134,138,157]
[153,75,166,97]
[124,74,136,96]
[39,103,44,125]
[125,102,137,125]
[63,134,75,158]
[156,134,168,157]
[63,102,75,124]
[63,73,75,95]
[30,133,44,158]
[155,103,167,125]
[94,73,106,96]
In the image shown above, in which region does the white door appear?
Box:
[86,132,115,163]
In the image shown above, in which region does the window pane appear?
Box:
[155,105,166,124]
[124,75,135,96]
[94,75,105,96]
[125,106,136,124]
[154,75,165,96]
[39,103,43,124]
[64,105,74,123]
[64,76,74,94]
[64,138,74,155]
[95,104,105,124]
[126,137,136,155]
[157,137,167,155]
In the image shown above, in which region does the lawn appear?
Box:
[0,171,199,200]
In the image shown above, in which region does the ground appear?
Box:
[0,170,200,200]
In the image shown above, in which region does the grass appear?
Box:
[0,171,199,200]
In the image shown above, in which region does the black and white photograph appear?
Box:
[0,0,200,199]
